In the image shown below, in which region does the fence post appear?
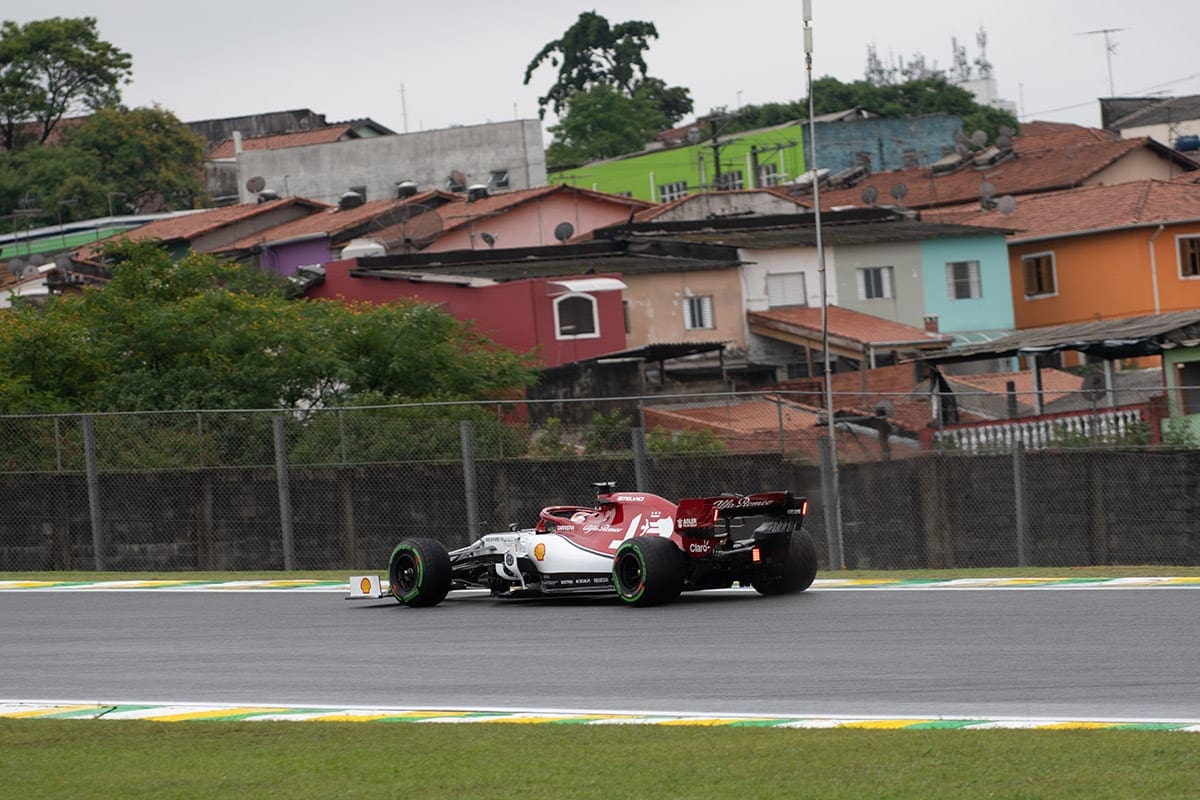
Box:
[1013,440,1028,567]
[631,427,649,492]
[460,421,480,538]
[818,436,844,570]
[272,415,296,570]
[82,414,105,571]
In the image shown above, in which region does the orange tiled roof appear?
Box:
[816,137,1193,211]
[209,125,360,159]
[1013,123,1118,153]
[922,179,1200,242]
[435,184,651,235]
[74,198,329,262]
[949,368,1083,406]
[223,191,453,250]
[750,305,953,348]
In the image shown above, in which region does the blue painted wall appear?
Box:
[810,114,963,173]
[919,234,1014,334]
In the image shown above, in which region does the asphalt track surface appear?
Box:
[3,587,1198,720]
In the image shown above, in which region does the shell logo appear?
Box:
[359,577,373,595]
[534,543,547,561]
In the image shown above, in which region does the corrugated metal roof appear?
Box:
[926,310,1200,363]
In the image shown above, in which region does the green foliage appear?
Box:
[524,12,661,118]
[528,11,692,165]
[582,410,632,454]
[0,105,207,230]
[0,16,132,151]
[546,84,671,166]
[0,241,538,414]
[646,427,725,455]
[721,76,1018,143]
[1161,416,1199,449]
[527,417,577,459]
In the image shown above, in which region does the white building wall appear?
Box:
[739,245,836,365]
[234,120,547,205]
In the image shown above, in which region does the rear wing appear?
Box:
[676,491,807,535]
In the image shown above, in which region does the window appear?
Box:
[554,294,599,339]
[1178,361,1200,415]
[756,163,780,187]
[489,170,509,189]
[1022,252,1056,297]
[714,170,744,190]
[767,272,807,307]
[1179,236,1200,278]
[856,266,893,300]
[945,260,982,299]
[683,294,714,330]
[659,181,688,202]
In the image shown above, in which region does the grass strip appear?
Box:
[3,720,1198,799]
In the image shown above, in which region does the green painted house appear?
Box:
[552,121,807,203]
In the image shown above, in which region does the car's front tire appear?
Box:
[613,536,685,607]
[388,537,452,607]
[750,531,817,596]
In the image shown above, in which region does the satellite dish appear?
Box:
[970,129,988,147]
[954,142,972,157]
[998,125,1016,138]
[246,176,266,193]
[889,183,908,201]
[953,130,969,145]
[480,232,497,248]
[995,134,1013,151]
[366,202,444,253]
[21,264,39,279]
[448,170,469,192]
[553,221,575,243]
[979,181,996,200]
[686,127,702,144]
[996,195,1017,215]
[7,259,24,278]
[874,399,895,418]
[860,186,879,205]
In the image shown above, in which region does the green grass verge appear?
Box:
[4,721,1197,799]
[4,565,1200,582]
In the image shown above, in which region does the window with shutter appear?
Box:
[554,294,599,339]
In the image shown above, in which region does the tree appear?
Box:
[0,17,132,151]
[524,12,661,119]
[545,84,670,166]
[59,106,208,212]
[0,241,539,413]
[0,105,208,232]
[525,12,693,164]
[721,76,1018,143]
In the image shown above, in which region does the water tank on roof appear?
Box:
[339,191,365,210]
[396,180,418,198]
[466,184,489,202]
[1175,135,1200,152]
[340,238,386,259]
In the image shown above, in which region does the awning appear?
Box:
[546,277,627,295]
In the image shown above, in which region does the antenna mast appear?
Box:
[1079,27,1127,96]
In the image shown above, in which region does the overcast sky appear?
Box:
[16,1,1200,137]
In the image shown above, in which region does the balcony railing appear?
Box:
[921,402,1164,452]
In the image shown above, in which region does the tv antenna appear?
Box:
[1078,27,1128,96]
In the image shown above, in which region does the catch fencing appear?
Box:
[0,390,1197,572]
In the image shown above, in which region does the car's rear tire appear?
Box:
[750,531,817,596]
[613,536,685,607]
[388,538,452,607]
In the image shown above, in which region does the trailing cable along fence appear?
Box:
[0,390,1198,572]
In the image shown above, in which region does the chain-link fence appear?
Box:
[1,390,1198,572]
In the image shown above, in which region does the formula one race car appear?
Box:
[352,484,816,608]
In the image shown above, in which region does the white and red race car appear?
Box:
[352,484,816,607]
